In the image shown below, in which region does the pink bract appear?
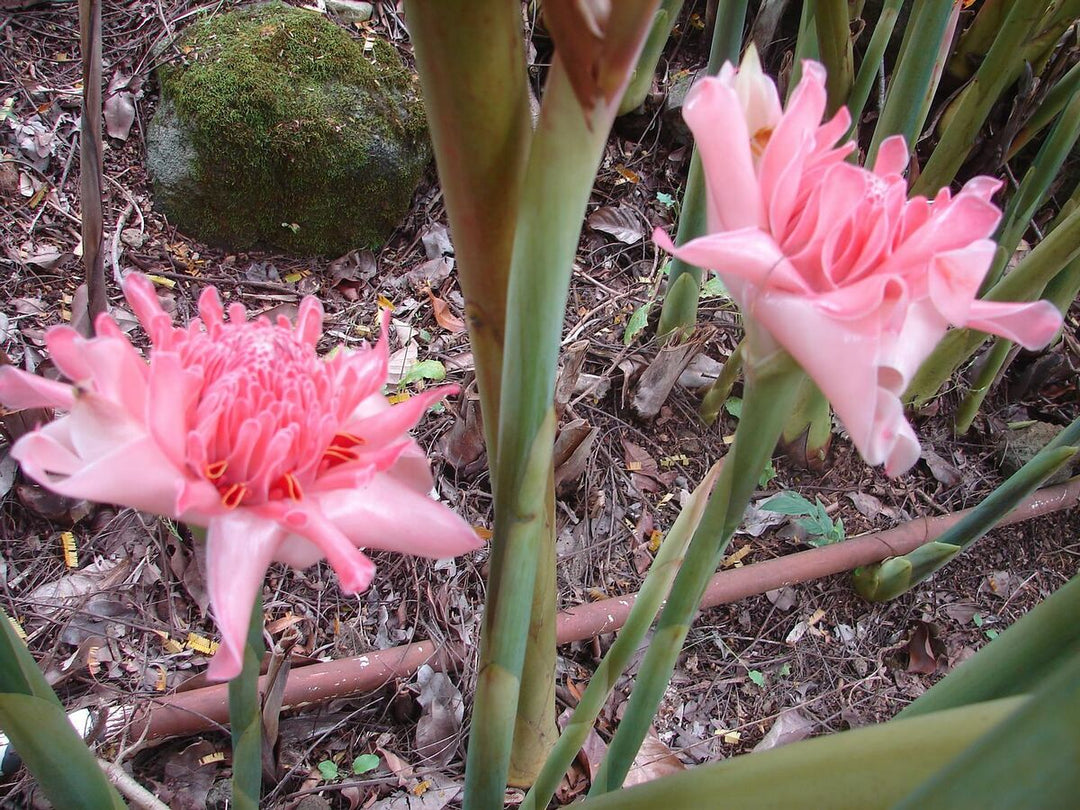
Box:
[0,275,482,680]
[656,48,1062,475]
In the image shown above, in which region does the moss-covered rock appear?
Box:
[146,2,428,255]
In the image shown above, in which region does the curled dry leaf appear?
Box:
[587,205,645,244]
[426,288,466,334]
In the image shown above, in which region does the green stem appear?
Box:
[844,0,903,140]
[953,338,1016,435]
[656,0,749,340]
[1009,58,1080,157]
[520,462,724,810]
[699,338,744,425]
[787,1,818,97]
[464,7,659,804]
[866,0,956,165]
[618,0,684,115]
[228,592,265,810]
[815,0,854,116]
[911,2,1048,196]
[590,344,804,794]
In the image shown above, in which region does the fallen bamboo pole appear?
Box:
[126,477,1080,742]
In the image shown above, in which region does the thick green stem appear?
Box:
[403,0,532,459]
[815,0,854,116]
[228,593,265,810]
[844,0,903,140]
[464,7,659,804]
[618,0,684,115]
[590,344,804,794]
[656,0,749,341]
[507,470,558,787]
[866,0,956,165]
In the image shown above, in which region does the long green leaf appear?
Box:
[618,0,684,116]
[844,0,903,140]
[0,695,125,810]
[228,593,265,810]
[911,2,1051,195]
[521,461,724,810]
[590,345,804,794]
[854,416,1080,601]
[896,645,1080,808]
[815,0,853,116]
[576,697,1023,809]
[866,0,956,165]
[0,608,124,809]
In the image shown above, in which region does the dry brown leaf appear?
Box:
[622,732,685,787]
[906,620,941,674]
[25,557,129,607]
[587,205,644,244]
[752,708,815,752]
[426,288,466,334]
[414,665,464,766]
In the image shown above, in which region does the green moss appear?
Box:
[150,2,428,255]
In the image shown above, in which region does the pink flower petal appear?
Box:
[964,299,1063,349]
[204,511,283,681]
[654,227,809,293]
[0,366,74,410]
[316,472,483,559]
[684,77,764,231]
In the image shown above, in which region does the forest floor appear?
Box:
[0,1,1077,808]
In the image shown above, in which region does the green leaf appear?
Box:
[623,301,653,345]
[318,760,340,781]
[0,694,125,810]
[759,491,816,516]
[723,397,743,418]
[757,460,777,488]
[401,359,447,386]
[352,754,380,775]
[655,191,676,208]
[748,670,766,688]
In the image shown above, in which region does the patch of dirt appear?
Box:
[0,1,1077,808]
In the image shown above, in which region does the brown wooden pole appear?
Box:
[124,477,1080,743]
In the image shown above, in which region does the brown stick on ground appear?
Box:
[127,477,1080,743]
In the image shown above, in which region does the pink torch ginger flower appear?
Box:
[0,275,482,680]
[656,48,1062,475]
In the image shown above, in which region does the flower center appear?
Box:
[186,322,341,508]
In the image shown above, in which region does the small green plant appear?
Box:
[760,491,845,546]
